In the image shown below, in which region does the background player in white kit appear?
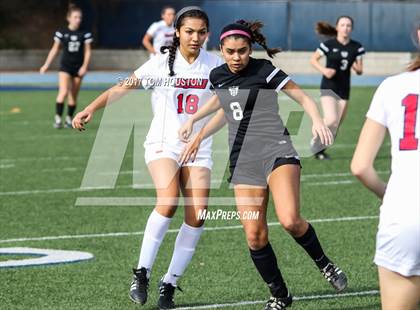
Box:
[351,22,420,310]
[142,6,175,57]
[73,6,223,309]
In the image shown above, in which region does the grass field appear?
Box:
[0,86,390,309]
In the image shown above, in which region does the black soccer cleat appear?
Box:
[320,262,348,292]
[157,279,182,309]
[263,294,293,310]
[129,267,149,305]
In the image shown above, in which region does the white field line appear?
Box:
[0,164,15,169]
[176,290,380,309]
[2,141,383,164]
[18,168,391,179]
[0,170,391,197]
[0,180,357,196]
[0,178,371,196]
[0,215,378,244]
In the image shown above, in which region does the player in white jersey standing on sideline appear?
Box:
[142,6,175,57]
[351,21,420,310]
[72,6,222,309]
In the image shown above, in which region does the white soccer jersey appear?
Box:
[146,20,174,54]
[367,69,420,276]
[367,69,420,214]
[134,48,224,157]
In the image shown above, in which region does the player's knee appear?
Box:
[57,90,68,100]
[185,216,205,228]
[246,229,268,249]
[281,217,304,235]
[325,118,339,129]
[155,201,178,218]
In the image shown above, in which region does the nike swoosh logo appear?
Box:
[218,83,226,87]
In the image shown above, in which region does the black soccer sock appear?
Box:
[67,105,77,118]
[56,102,64,116]
[249,242,288,298]
[293,223,330,269]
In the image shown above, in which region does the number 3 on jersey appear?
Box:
[400,94,419,151]
[177,94,198,114]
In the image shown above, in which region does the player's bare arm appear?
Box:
[352,58,363,75]
[40,40,60,73]
[351,118,387,199]
[142,33,156,54]
[72,73,140,130]
[282,80,334,146]
[78,42,91,77]
[310,50,336,79]
[179,108,226,164]
[178,94,221,142]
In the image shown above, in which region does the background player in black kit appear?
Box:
[40,4,93,128]
[310,16,364,159]
[179,20,347,310]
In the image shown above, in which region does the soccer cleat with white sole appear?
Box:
[263,294,293,310]
[320,262,348,292]
[129,267,149,305]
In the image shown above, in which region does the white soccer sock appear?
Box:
[137,210,172,277]
[163,222,204,286]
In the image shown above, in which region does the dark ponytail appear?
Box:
[220,20,280,58]
[315,21,337,37]
[315,16,353,37]
[160,7,209,76]
[160,34,180,76]
[236,20,281,58]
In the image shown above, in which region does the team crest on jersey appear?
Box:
[341,51,348,58]
[70,35,78,41]
[229,86,239,96]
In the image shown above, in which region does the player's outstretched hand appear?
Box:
[72,109,93,131]
[312,120,334,146]
[178,133,203,164]
[178,119,194,143]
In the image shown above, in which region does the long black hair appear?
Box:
[160,6,209,76]
[219,20,281,58]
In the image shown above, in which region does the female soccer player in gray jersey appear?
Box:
[179,20,347,310]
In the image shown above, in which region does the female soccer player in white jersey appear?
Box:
[72,6,222,309]
[142,6,176,57]
[351,23,420,310]
[40,4,93,129]
[179,20,346,310]
[310,16,365,159]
